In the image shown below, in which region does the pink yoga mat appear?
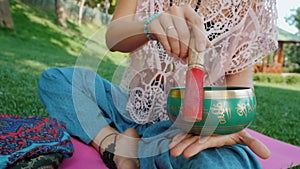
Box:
[246,128,300,169]
[60,129,300,169]
[59,138,108,169]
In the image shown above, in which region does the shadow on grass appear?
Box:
[251,85,300,146]
[0,0,111,71]
[0,0,122,117]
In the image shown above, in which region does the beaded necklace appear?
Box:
[168,0,212,39]
[169,0,202,12]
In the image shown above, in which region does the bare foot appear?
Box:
[114,128,140,169]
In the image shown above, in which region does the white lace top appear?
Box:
[118,0,278,124]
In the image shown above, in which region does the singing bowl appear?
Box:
[167,86,256,135]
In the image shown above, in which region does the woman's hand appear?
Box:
[169,129,270,159]
[148,5,211,59]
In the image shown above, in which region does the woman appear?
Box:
[38,0,278,168]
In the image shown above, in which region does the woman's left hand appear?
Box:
[169,129,270,159]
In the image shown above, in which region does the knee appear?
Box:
[40,68,67,81]
[38,67,98,90]
[38,68,69,91]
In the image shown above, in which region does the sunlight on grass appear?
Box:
[254,82,300,91]
[20,60,48,71]
[106,51,130,66]
[3,52,16,57]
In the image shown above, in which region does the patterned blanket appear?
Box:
[0,113,74,168]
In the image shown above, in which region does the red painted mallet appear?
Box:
[182,39,205,122]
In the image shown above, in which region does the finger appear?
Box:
[169,133,188,148]
[159,14,180,57]
[182,136,213,158]
[149,18,171,53]
[164,6,182,57]
[183,8,210,52]
[165,24,180,57]
[183,135,235,158]
[239,131,271,159]
[192,25,207,52]
[190,22,208,52]
[172,15,190,58]
[170,135,199,157]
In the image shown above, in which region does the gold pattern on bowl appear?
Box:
[167,86,256,135]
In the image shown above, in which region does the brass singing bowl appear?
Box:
[167,86,256,135]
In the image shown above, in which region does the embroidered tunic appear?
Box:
[119,0,278,124]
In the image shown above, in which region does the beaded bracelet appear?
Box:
[144,13,162,41]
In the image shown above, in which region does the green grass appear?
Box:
[251,82,300,146]
[0,0,127,117]
[1,2,300,168]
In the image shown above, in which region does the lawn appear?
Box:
[1,1,300,166]
[251,83,300,146]
[0,0,127,117]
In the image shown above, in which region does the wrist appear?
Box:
[144,13,162,41]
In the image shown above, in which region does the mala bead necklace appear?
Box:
[169,0,202,12]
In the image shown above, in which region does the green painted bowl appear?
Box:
[167,86,256,135]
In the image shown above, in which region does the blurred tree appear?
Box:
[98,0,110,24]
[22,0,55,10]
[55,0,67,27]
[81,0,117,14]
[85,0,115,10]
[285,44,300,66]
[286,7,300,35]
[285,7,300,68]
[78,0,86,26]
[77,0,117,26]
[0,0,14,28]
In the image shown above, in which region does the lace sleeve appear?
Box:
[199,0,278,79]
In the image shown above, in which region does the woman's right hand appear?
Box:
[147,5,211,59]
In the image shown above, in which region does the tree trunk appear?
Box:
[55,0,67,28]
[0,0,14,28]
[78,0,85,26]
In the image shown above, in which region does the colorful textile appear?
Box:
[7,153,64,169]
[0,114,74,169]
